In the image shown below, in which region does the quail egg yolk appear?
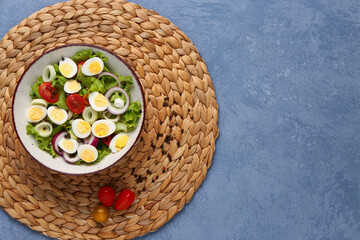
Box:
[28,107,44,121]
[66,80,81,92]
[50,108,66,121]
[81,149,96,162]
[77,121,91,134]
[94,94,108,107]
[62,139,74,151]
[89,61,101,74]
[59,63,73,77]
[115,135,129,151]
[94,123,109,137]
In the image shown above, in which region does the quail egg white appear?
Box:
[59,57,77,78]
[58,137,78,154]
[64,80,81,94]
[26,105,47,123]
[109,133,129,153]
[72,119,92,138]
[91,119,116,138]
[47,106,68,125]
[89,92,109,111]
[81,57,104,76]
[77,144,98,163]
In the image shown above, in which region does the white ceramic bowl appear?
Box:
[12,44,145,175]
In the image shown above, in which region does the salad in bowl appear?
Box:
[13,44,145,175]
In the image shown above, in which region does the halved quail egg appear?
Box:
[59,57,77,78]
[77,144,98,163]
[109,133,129,153]
[91,119,116,138]
[26,105,47,123]
[81,57,104,76]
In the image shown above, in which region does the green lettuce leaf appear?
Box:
[52,75,67,88]
[89,79,106,94]
[103,65,110,72]
[120,101,142,132]
[110,91,127,103]
[26,123,58,157]
[96,141,112,162]
[100,74,119,90]
[64,122,78,140]
[78,88,88,97]
[53,87,69,110]
[119,75,133,93]
[30,76,44,99]
[77,75,107,95]
[115,122,127,132]
[52,124,66,137]
[54,64,60,74]
[91,51,108,63]
[81,76,96,88]
[71,49,108,63]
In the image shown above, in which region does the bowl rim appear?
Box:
[12,43,146,175]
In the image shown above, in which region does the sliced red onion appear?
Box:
[98,72,120,87]
[85,134,99,147]
[63,152,81,163]
[52,132,67,156]
[104,87,130,115]
[63,142,83,163]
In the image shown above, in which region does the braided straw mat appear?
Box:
[0,0,219,239]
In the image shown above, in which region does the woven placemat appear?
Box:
[0,0,219,239]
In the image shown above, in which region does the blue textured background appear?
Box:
[1,0,360,239]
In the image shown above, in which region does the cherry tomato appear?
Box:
[66,93,85,114]
[114,189,135,210]
[77,61,85,75]
[98,186,116,207]
[83,93,90,106]
[77,61,85,69]
[92,205,109,223]
[101,136,112,146]
[39,82,58,103]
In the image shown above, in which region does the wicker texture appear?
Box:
[0,0,219,239]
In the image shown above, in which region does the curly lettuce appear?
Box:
[119,75,133,93]
[110,91,127,104]
[89,79,106,93]
[54,87,68,110]
[78,75,106,94]
[30,76,44,99]
[71,49,108,63]
[26,124,57,157]
[119,101,142,132]
[99,74,119,90]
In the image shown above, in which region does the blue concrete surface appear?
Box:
[1,0,360,239]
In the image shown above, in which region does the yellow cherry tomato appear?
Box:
[92,205,109,223]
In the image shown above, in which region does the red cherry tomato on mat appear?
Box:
[39,82,58,103]
[98,186,116,207]
[66,93,85,114]
[114,189,135,210]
